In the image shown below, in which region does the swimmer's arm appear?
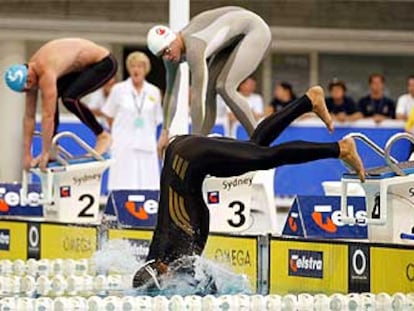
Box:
[23,90,38,163]
[38,72,58,156]
[162,60,180,134]
[186,48,208,134]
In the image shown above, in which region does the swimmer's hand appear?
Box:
[157,129,169,159]
[24,154,33,172]
[30,152,50,172]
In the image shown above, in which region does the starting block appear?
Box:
[21,132,111,224]
[341,132,414,244]
[202,169,277,235]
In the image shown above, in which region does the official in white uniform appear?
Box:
[102,52,162,190]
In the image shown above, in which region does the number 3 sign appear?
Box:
[203,172,255,233]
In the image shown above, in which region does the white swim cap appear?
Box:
[147,25,177,56]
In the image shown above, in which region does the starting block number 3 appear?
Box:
[227,200,247,228]
[203,172,254,233]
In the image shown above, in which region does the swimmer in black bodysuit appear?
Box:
[132,86,365,289]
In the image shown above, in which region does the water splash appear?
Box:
[154,256,252,297]
[91,239,141,275]
[90,239,252,296]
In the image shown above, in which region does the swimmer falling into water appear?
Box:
[132,86,365,289]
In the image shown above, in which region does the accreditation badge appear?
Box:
[134,117,145,128]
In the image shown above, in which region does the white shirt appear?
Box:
[216,95,228,121]
[246,93,264,115]
[216,93,264,115]
[396,93,414,118]
[102,78,162,152]
[84,88,106,111]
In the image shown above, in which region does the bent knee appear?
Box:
[216,80,236,98]
[61,95,78,105]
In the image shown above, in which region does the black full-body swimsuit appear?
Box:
[147,95,340,265]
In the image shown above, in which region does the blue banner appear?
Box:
[282,196,367,239]
[0,183,43,217]
[106,190,160,228]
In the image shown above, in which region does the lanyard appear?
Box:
[131,91,146,116]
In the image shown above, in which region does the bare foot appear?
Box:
[339,137,366,182]
[156,261,169,274]
[94,131,112,154]
[306,86,334,132]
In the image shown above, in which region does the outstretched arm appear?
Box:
[23,90,38,171]
[158,61,180,157]
[38,71,58,171]
[186,49,209,134]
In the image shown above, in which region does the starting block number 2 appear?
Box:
[77,194,95,218]
[41,167,106,224]
[45,189,100,224]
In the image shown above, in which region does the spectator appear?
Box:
[102,51,162,190]
[358,73,395,123]
[396,75,414,121]
[266,82,296,116]
[326,79,362,122]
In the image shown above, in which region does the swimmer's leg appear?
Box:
[250,86,333,146]
[204,137,364,182]
[58,56,117,154]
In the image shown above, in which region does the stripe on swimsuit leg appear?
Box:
[168,187,193,236]
[173,191,191,229]
[178,160,189,180]
[178,196,190,223]
[175,157,184,175]
[172,154,179,170]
